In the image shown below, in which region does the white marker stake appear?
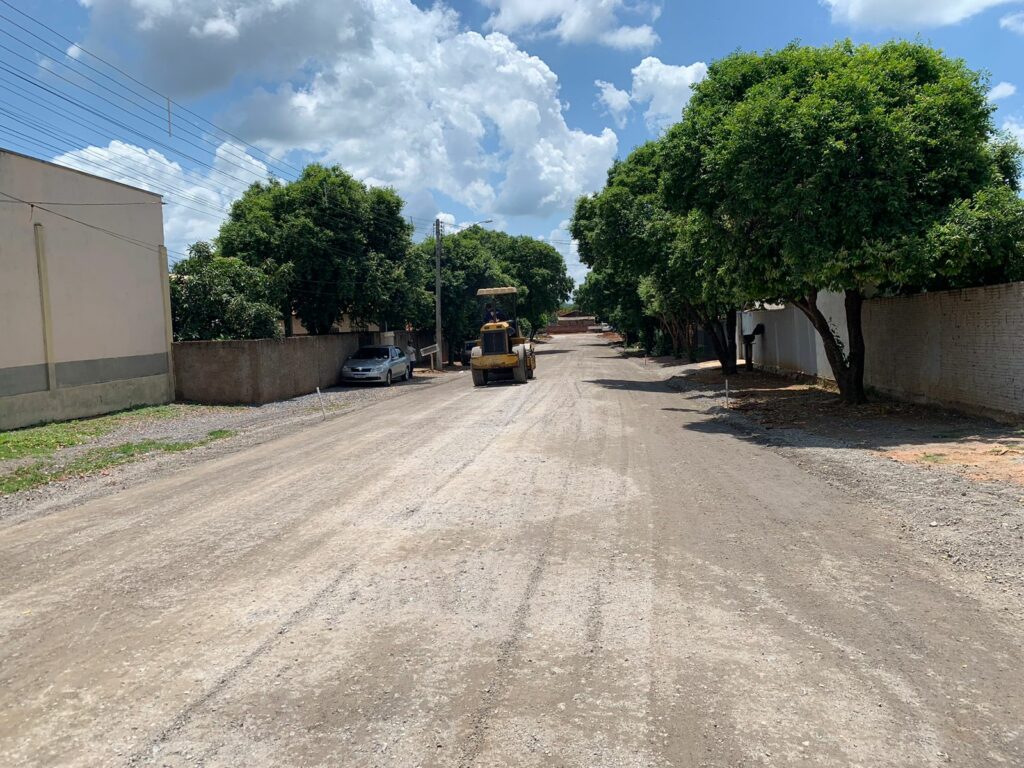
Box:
[316,387,327,420]
[725,378,730,408]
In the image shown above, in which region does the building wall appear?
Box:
[0,149,173,430]
[174,333,373,405]
[743,284,1024,419]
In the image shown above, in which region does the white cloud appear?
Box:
[79,0,619,223]
[823,0,1022,27]
[50,140,267,258]
[1004,118,1024,142]
[629,57,708,130]
[989,81,1018,100]
[81,0,376,96]
[1002,11,1024,31]
[595,79,632,128]
[593,57,707,132]
[548,220,586,286]
[480,0,660,50]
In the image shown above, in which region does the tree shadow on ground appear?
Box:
[670,368,1024,485]
[584,378,672,394]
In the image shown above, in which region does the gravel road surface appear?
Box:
[2,335,1021,767]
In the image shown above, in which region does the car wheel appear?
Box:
[385,370,393,387]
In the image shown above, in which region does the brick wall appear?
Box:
[173,333,370,405]
[743,283,1024,420]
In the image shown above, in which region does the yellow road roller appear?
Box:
[470,287,536,386]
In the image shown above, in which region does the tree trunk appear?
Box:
[702,316,737,375]
[843,289,866,403]
[684,310,699,363]
[703,320,725,367]
[725,309,738,375]
[792,289,867,404]
[642,318,656,355]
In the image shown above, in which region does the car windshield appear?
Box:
[351,348,389,360]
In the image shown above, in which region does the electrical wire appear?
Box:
[0,0,304,179]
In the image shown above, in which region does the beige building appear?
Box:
[0,149,174,430]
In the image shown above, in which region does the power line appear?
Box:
[0,97,237,212]
[0,29,284,185]
[0,0,304,179]
[0,188,172,253]
[0,122,230,219]
[0,61,271,192]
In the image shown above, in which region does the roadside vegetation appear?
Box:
[572,40,1024,403]
[0,430,234,496]
[0,405,238,497]
[171,164,572,348]
[0,405,182,461]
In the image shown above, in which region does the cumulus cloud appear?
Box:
[78,0,618,223]
[80,0,367,97]
[595,80,632,128]
[51,140,267,258]
[989,81,1018,100]
[595,57,707,131]
[548,220,586,286]
[1002,11,1024,31]
[631,57,708,130]
[480,0,660,50]
[823,0,1021,27]
[1004,118,1024,142]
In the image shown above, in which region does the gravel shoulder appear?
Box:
[650,361,1024,604]
[2,337,1022,767]
[0,369,464,524]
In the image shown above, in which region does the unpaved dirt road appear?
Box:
[2,335,1022,767]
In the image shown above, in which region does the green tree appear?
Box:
[663,41,1018,402]
[170,241,280,341]
[218,164,429,334]
[572,141,739,366]
[461,228,573,339]
[413,226,515,363]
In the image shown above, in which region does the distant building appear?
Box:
[545,309,597,334]
[0,149,174,430]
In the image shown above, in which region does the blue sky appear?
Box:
[1,0,1021,282]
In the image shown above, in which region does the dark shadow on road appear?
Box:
[534,349,573,356]
[584,378,671,393]
[670,373,1024,465]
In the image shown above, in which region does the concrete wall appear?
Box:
[743,283,1024,419]
[174,333,371,405]
[0,149,173,430]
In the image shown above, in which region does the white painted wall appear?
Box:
[743,284,1024,419]
[0,149,173,428]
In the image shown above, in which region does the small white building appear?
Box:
[0,149,174,430]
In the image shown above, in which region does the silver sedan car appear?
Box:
[341,345,412,386]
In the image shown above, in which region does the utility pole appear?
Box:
[434,218,443,370]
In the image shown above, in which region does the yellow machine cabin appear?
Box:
[470,287,536,386]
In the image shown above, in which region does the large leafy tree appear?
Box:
[572,141,740,368]
[218,164,430,334]
[170,242,280,341]
[413,226,573,359]
[663,41,1020,402]
[459,228,574,338]
[413,227,515,362]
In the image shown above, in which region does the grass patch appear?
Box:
[0,429,234,496]
[919,453,949,464]
[0,405,182,461]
